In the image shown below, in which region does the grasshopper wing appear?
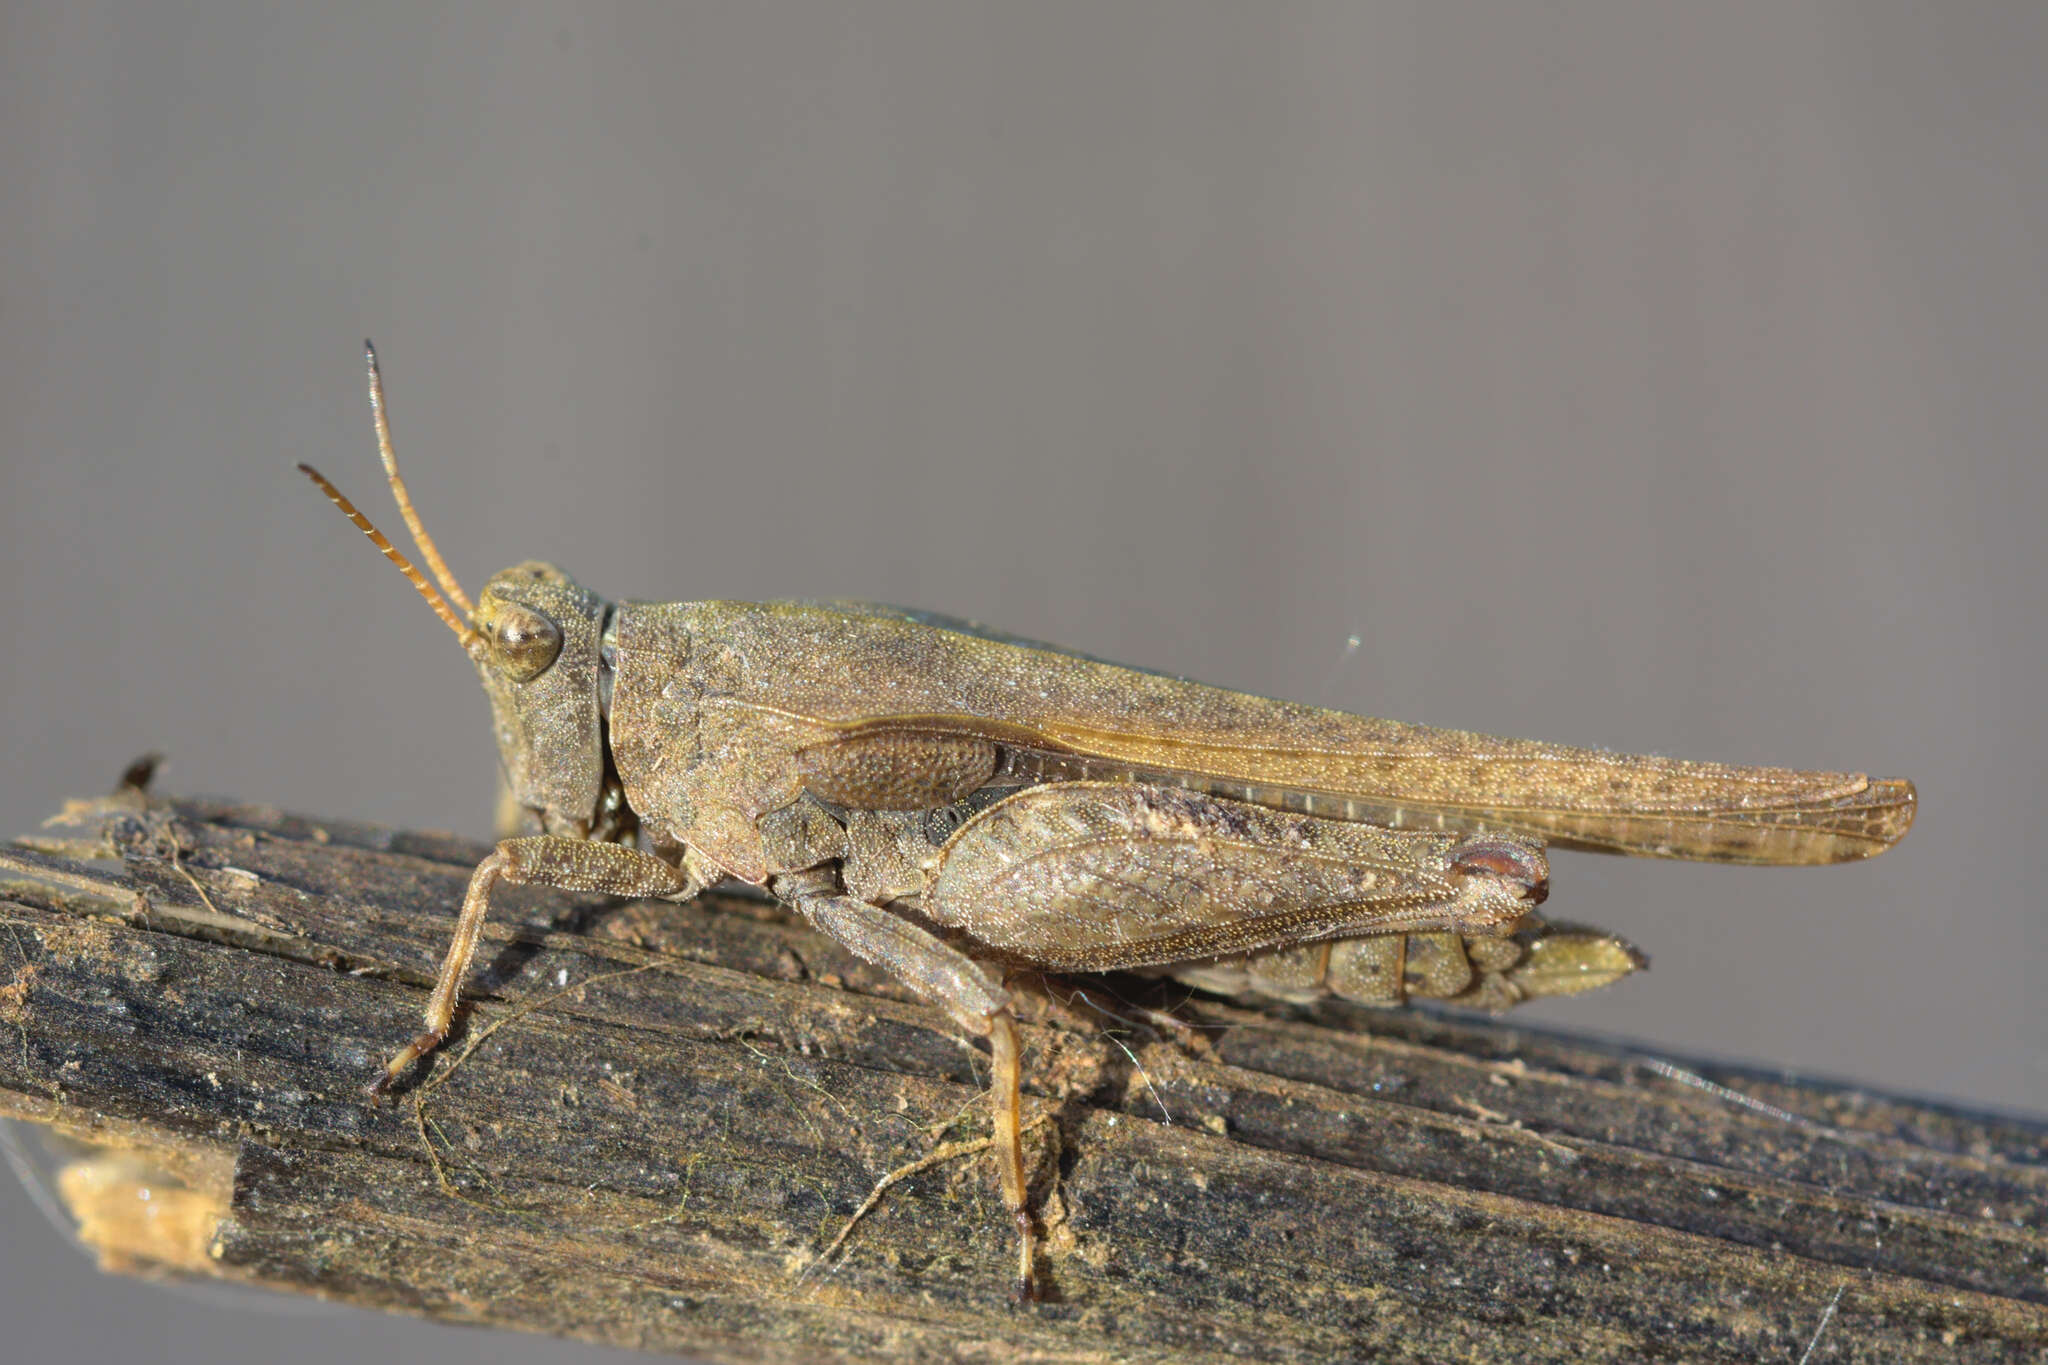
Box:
[778,603,1917,865]
[921,782,1547,971]
[631,602,1916,870]
[1110,739,1921,868]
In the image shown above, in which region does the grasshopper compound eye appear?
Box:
[490,603,564,681]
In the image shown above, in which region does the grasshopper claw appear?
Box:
[365,1029,444,1101]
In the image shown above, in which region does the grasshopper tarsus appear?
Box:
[1012,1202,1044,1304]
[366,1027,445,1102]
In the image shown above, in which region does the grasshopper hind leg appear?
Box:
[774,875,1040,1301]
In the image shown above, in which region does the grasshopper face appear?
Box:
[472,562,612,838]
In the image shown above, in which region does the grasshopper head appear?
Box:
[472,562,611,837]
[300,345,616,839]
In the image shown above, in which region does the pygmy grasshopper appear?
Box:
[302,345,1916,1298]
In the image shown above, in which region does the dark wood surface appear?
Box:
[1,791,2042,1362]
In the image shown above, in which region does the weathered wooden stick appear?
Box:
[1,792,2041,1363]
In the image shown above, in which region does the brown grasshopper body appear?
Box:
[302,346,1915,1299]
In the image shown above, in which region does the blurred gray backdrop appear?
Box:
[3,4,2043,1362]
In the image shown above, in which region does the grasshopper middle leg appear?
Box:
[775,875,1038,1301]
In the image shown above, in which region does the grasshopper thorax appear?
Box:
[474,563,614,838]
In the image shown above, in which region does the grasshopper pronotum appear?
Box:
[303,344,1915,1298]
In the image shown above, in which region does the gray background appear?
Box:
[3,4,2043,1361]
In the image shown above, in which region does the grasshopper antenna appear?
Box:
[298,462,483,650]
[363,340,476,617]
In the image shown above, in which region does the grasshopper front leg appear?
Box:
[770,870,1039,1300]
[370,835,713,1096]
